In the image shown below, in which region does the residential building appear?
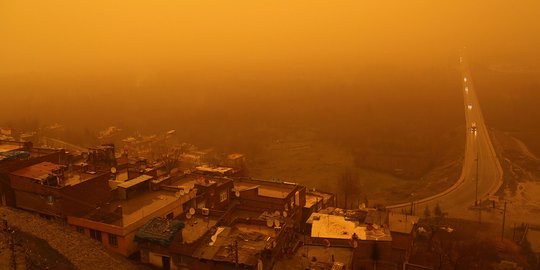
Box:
[232,178,307,229]
[9,161,111,218]
[0,140,65,206]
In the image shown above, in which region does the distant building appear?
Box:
[195,165,235,177]
[9,161,111,218]
[232,178,307,229]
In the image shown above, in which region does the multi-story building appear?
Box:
[9,161,111,218]
[232,178,307,229]
[1,140,66,207]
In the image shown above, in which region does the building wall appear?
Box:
[67,190,196,257]
[59,173,111,216]
[9,172,111,218]
[206,180,234,210]
[390,232,413,266]
[352,241,395,270]
[0,173,15,206]
[235,185,306,229]
[0,149,64,207]
[148,251,180,270]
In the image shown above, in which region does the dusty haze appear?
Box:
[1,1,540,198]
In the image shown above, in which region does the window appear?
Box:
[90,229,102,242]
[46,195,55,205]
[219,190,227,202]
[76,226,85,234]
[172,255,183,266]
[108,234,118,247]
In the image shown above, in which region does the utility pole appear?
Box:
[475,153,479,206]
[474,129,479,207]
[501,200,507,241]
[235,240,239,269]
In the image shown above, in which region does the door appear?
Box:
[162,256,170,270]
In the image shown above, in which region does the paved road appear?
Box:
[387,55,503,219]
[40,136,87,153]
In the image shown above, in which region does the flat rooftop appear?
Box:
[88,189,193,227]
[196,165,233,174]
[388,213,419,234]
[181,214,220,244]
[227,153,244,160]
[307,190,333,202]
[11,162,61,180]
[0,144,22,153]
[11,161,104,187]
[305,194,323,208]
[116,174,153,189]
[234,179,296,199]
[273,246,352,270]
[193,223,276,266]
[310,213,392,241]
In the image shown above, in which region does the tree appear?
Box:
[339,168,359,209]
[424,206,432,219]
[434,203,446,223]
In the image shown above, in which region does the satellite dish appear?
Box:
[186,213,192,219]
[274,219,280,227]
[110,167,117,174]
[283,211,288,218]
[266,219,274,228]
[235,190,240,197]
[189,208,196,215]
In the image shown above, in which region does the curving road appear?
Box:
[387,54,503,219]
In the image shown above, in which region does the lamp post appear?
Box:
[473,125,479,207]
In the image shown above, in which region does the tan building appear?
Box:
[9,161,111,218]
[67,175,197,257]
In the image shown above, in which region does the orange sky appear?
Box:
[2,0,539,75]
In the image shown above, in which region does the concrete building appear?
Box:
[303,189,336,224]
[388,212,419,266]
[306,209,395,270]
[232,178,307,229]
[67,175,197,257]
[68,173,234,257]
[9,161,111,218]
[0,140,65,207]
[137,206,295,270]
